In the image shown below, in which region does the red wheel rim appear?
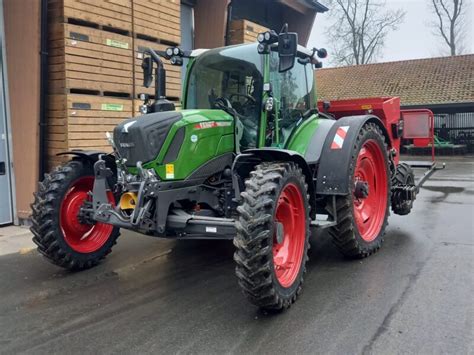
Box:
[272,183,306,288]
[353,140,388,242]
[60,176,114,253]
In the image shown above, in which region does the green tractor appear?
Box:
[31,27,428,311]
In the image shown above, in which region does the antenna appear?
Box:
[279,23,288,34]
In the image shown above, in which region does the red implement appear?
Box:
[318,97,436,163]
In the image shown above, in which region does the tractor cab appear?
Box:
[184,43,317,151]
[184,44,264,150]
[138,27,325,154]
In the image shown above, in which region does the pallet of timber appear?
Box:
[134,38,182,99]
[48,23,134,96]
[228,19,269,45]
[48,0,133,34]
[46,94,133,168]
[133,0,180,45]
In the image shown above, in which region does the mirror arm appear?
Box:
[144,48,167,99]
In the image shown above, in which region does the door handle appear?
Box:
[0,162,5,175]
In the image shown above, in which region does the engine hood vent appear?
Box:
[113,111,183,167]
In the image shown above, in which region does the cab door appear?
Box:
[266,53,314,148]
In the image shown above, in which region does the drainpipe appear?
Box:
[224,1,233,46]
[39,0,48,179]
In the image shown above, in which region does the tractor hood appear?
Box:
[114,109,234,170]
[114,111,183,167]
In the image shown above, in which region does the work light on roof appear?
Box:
[257,30,278,45]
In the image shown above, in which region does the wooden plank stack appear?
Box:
[133,0,180,45]
[46,0,181,169]
[228,19,269,45]
[49,22,134,96]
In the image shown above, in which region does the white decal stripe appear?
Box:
[333,134,344,147]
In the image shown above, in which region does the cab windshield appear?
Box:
[185,44,264,149]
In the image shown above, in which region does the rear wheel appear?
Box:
[234,162,310,311]
[391,162,415,215]
[328,123,390,258]
[31,160,120,270]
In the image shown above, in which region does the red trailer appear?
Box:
[318,97,443,198]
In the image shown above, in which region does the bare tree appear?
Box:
[325,0,406,66]
[430,0,468,55]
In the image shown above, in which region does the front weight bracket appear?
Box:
[92,158,114,220]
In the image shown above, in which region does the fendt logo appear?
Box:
[194,121,232,129]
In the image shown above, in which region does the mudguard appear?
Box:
[57,150,110,163]
[57,150,117,181]
[316,115,390,195]
[233,148,316,216]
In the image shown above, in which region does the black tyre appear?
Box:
[234,162,311,311]
[30,160,120,270]
[328,123,391,258]
[391,162,415,215]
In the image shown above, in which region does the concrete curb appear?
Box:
[0,226,35,256]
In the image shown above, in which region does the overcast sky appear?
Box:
[308,0,473,66]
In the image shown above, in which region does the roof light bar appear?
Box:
[257,30,278,45]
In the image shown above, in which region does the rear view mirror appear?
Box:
[142,56,153,88]
[278,32,298,72]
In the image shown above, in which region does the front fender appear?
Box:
[57,150,112,163]
[233,148,316,217]
[57,150,117,183]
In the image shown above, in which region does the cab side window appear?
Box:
[269,53,311,145]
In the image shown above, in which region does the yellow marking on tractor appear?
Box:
[165,164,175,179]
[119,192,138,210]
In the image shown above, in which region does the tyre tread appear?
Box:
[328,123,391,259]
[30,161,120,270]
[234,162,311,311]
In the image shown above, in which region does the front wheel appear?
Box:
[234,162,310,311]
[30,160,120,270]
[328,123,391,258]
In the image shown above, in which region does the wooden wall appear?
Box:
[228,19,268,45]
[3,0,41,222]
[284,6,317,46]
[194,0,230,48]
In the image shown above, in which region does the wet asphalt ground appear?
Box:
[0,157,473,354]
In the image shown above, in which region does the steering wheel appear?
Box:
[229,93,256,105]
[213,97,233,110]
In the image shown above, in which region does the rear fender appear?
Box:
[316,115,390,195]
[233,148,316,217]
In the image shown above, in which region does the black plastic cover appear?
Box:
[315,115,385,195]
[114,111,182,167]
